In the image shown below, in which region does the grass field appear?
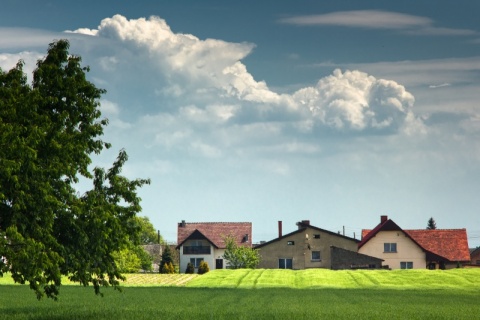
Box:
[1,269,479,319]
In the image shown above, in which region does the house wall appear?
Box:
[257,227,358,269]
[359,231,426,269]
[179,242,226,273]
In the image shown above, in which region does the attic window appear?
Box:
[287,241,295,245]
[313,234,320,239]
[384,243,397,253]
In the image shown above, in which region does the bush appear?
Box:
[198,261,210,274]
[185,262,195,274]
[161,262,175,274]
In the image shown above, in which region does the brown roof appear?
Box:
[360,217,471,262]
[177,221,252,249]
[405,229,470,262]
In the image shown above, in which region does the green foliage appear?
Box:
[112,249,141,273]
[135,216,163,244]
[185,263,195,274]
[161,262,175,274]
[222,235,260,269]
[197,261,210,274]
[159,245,174,273]
[0,40,150,299]
[427,217,437,230]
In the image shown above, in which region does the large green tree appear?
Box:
[0,40,150,299]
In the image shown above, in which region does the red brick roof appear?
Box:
[405,229,470,262]
[177,221,252,249]
[360,218,471,262]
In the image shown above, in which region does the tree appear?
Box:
[111,248,142,273]
[159,245,174,273]
[197,261,209,274]
[222,235,260,269]
[0,40,150,299]
[427,217,437,230]
[135,216,163,245]
[185,263,195,274]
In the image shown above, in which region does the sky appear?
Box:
[1,0,479,247]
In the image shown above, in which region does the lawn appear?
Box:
[1,269,479,319]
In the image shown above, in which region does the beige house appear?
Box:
[359,216,471,270]
[255,220,360,269]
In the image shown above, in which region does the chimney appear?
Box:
[180,220,186,227]
[380,215,388,223]
[278,221,282,238]
[301,220,310,226]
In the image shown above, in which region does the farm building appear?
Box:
[470,247,480,266]
[359,215,471,270]
[255,220,381,270]
[176,220,252,273]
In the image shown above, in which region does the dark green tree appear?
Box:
[222,235,260,269]
[159,245,174,273]
[185,263,195,274]
[427,217,437,230]
[0,40,150,299]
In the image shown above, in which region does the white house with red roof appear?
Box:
[176,220,252,273]
[358,216,471,270]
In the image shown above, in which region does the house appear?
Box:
[176,220,252,273]
[255,220,376,270]
[359,215,471,270]
[470,247,480,266]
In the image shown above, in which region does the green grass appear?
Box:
[1,269,479,319]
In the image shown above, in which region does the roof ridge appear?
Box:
[405,228,466,231]
[180,222,251,224]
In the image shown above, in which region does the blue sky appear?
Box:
[1,0,479,246]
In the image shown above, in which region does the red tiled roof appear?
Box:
[177,221,252,249]
[360,218,470,262]
[404,229,470,262]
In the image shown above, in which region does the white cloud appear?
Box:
[293,69,417,132]
[1,15,426,165]
[66,15,421,137]
[279,10,478,37]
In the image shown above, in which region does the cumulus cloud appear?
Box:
[81,15,419,134]
[2,15,425,164]
[293,69,416,132]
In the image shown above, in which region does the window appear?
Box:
[476,260,480,265]
[279,258,293,269]
[311,251,321,261]
[400,261,413,269]
[190,258,204,268]
[313,234,320,239]
[183,240,211,254]
[287,241,295,245]
[384,243,397,253]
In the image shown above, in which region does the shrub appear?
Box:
[185,262,195,274]
[198,261,210,274]
[161,262,175,274]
